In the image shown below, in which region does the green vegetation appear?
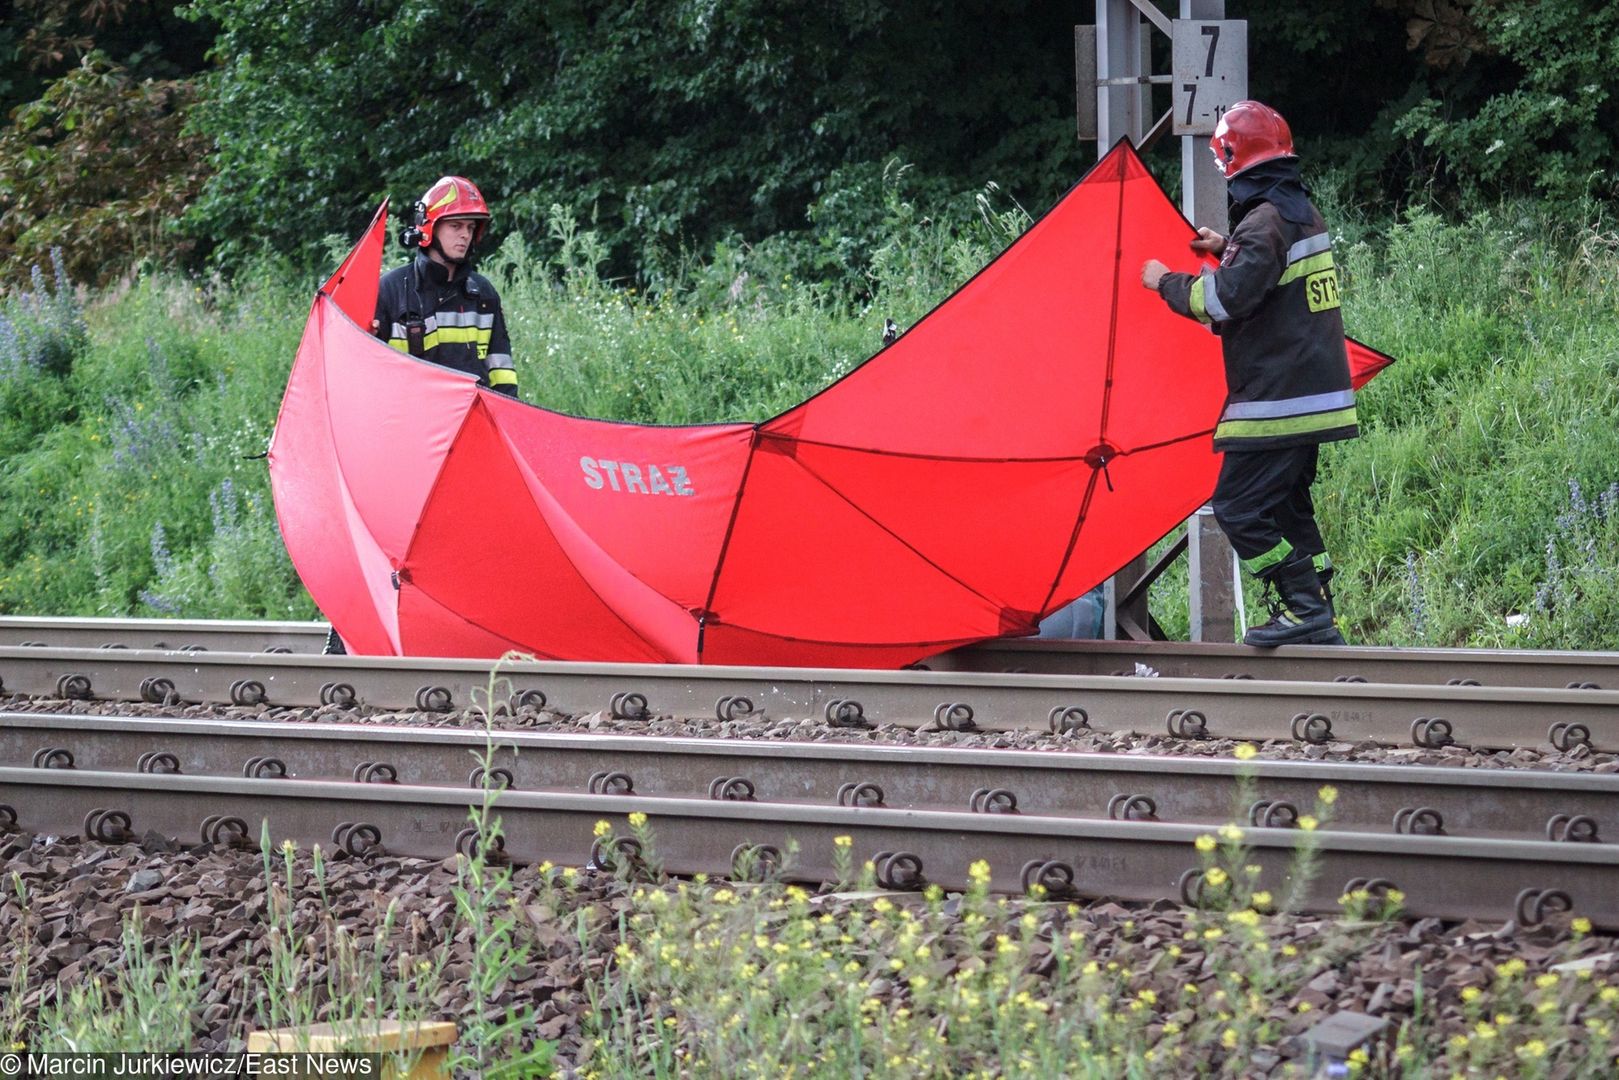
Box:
[6,2,1619,286]
[3,670,561,1072]
[582,814,1617,1079]
[9,784,1617,1075]
[0,261,311,619]
[2,174,1616,650]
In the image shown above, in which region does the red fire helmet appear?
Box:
[415,176,490,248]
[1209,101,1296,179]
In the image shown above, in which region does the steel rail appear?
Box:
[1,646,1615,751]
[2,616,1616,689]
[0,616,321,655]
[4,713,1616,844]
[2,767,1614,929]
[3,641,1619,751]
[929,638,1619,689]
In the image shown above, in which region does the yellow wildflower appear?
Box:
[833,835,853,848]
[1233,743,1258,760]
[1195,834,1218,853]
[628,811,648,828]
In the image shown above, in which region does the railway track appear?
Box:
[1,642,1615,751]
[2,712,1616,928]
[1,616,1615,928]
[5,712,1614,841]
[2,615,1616,688]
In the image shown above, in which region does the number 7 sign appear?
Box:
[1173,20,1247,136]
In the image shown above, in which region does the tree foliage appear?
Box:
[182,0,1088,277]
[1391,0,1619,203]
[7,0,1619,286]
[0,54,208,285]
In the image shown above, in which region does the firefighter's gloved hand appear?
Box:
[1191,227,1227,257]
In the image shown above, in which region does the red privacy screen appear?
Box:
[269,140,1393,667]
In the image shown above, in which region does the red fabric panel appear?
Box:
[272,140,1398,666]
[1348,339,1393,389]
[320,303,477,561]
[322,200,387,327]
[766,150,1156,460]
[482,391,753,611]
[707,439,1005,643]
[751,435,1087,612]
[397,580,533,660]
[404,397,689,663]
[267,301,396,654]
[1047,439,1222,607]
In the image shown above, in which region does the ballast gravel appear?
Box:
[1,831,1613,1075]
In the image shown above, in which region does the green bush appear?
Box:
[0,261,313,619]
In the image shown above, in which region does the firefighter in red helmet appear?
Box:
[1140,101,1355,647]
[372,176,518,396]
[322,176,516,655]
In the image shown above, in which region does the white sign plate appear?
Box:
[1172,20,1248,136]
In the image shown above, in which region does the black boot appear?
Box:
[1316,563,1348,646]
[322,627,347,655]
[1244,553,1339,647]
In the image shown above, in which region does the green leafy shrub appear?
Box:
[0,54,207,287]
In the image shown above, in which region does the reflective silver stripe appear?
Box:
[390,322,407,339]
[432,310,496,329]
[1200,267,1230,322]
[485,353,515,370]
[1287,232,1332,264]
[391,313,494,335]
[1220,389,1356,420]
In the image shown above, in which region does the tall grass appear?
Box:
[1,177,1615,649]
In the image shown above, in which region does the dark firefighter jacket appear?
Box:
[373,254,517,395]
[1157,200,1356,451]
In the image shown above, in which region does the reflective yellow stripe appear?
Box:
[1189,276,1211,323]
[487,368,517,386]
[389,327,494,356]
[1241,539,1293,576]
[1215,406,1358,441]
[405,327,495,352]
[1276,251,1335,287]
